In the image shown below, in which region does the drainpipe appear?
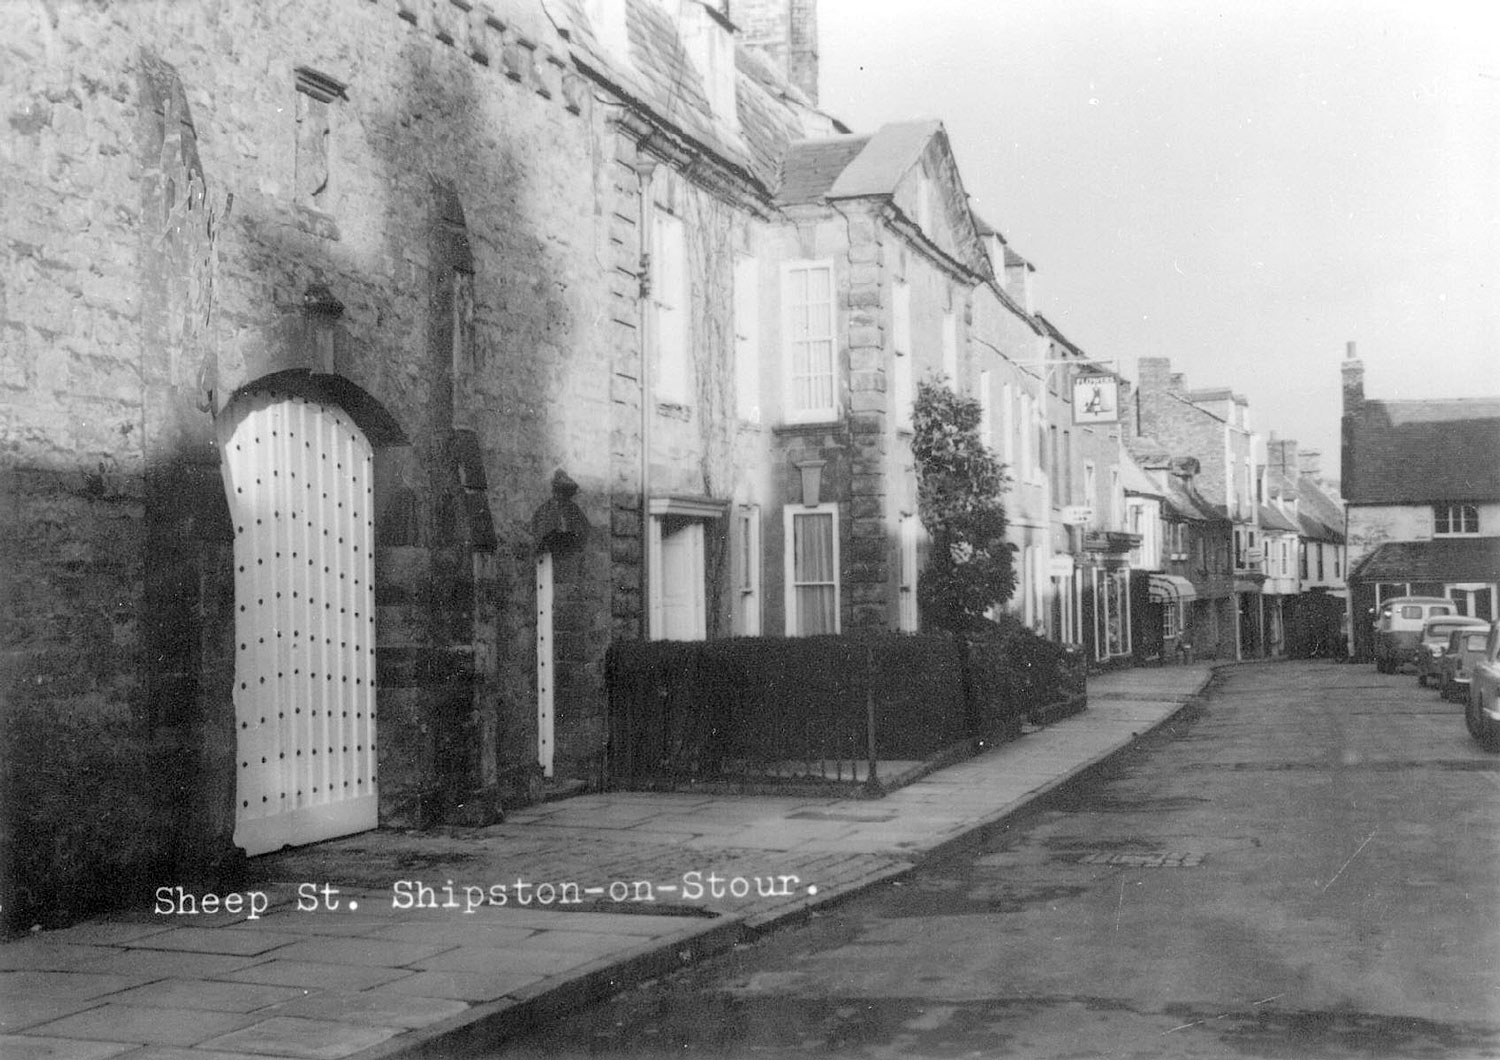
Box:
[634,154,658,639]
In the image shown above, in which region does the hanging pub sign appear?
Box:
[1073,374,1120,424]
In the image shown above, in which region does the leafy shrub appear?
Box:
[1,699,184,930]
[912,380,1017,631]
[606,624,1083,785]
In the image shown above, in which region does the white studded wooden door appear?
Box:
[220,389,377,856]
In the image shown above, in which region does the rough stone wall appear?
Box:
[2,0,618,873]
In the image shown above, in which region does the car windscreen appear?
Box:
[1464,633,1488,651]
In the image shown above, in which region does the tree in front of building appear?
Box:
[911,380,1017,631]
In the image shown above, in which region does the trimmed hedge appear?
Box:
[1,700,184,930]
[606,621,1083,787]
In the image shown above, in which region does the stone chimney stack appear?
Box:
[1341,340,1364,414]
[1137,357,1173,395]
[1340,341,1363,492]
[1269,437,1299,475]
[1299,449,1321,480]
[733,0,820,104]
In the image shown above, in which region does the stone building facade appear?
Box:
[1340,346,1500,659]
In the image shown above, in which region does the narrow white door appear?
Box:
[657,520,706,641]
[536,551,554,778]
[220,390,377,856]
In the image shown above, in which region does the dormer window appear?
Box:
[1434,503,1479,536]
[680,2,738,135]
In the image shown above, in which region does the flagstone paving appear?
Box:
[0,665,1212,1059]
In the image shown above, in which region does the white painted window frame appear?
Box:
[733,254,761,423]
[781,259,838,425]
[734,503,762,635]
[783,502,841,636]
[1434,502,1480,537]
[892,279,913,432]
[898,510,919,632]
[652,208,689,405]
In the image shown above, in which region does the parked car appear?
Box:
[1440,627,1492,702]
[1373,596,1456,674]
[1415,615,1489,688]
[1466,622,1500,751]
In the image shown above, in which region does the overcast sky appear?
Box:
[818,0,1500,474]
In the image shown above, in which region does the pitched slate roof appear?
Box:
[825,120,942,198]
[1121,453,1164,498]
[1163,479,1226,524]
[559,0,835,197]
[776,135,871,204]
[1344,398,1500,505]
[1349,537,1500,583]
[1297,476,1345,543]
[1258,504,1300,534]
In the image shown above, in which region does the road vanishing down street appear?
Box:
[492,662,1500,1060]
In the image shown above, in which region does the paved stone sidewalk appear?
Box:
[0,665,1213,1060]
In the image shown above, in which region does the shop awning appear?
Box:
[1148,573,1198,604]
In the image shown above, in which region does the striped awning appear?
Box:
[1148,573,1198,604]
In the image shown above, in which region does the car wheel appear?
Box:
[1466,690,1500,751]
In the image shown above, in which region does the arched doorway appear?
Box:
[218,386,377,855]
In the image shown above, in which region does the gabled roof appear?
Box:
[1162,477,1227,524]
[1121,452,1164,498]
[1350,537,1500,584]
[776,135,871,204]
[1297,476,1345,543]
[825,120,942,198]
[1344,397,1500,505]
[1258,505,1300,534]
[776,120,988,278]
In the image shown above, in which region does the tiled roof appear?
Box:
[1345,398,1500,504]
[1297,476,1345,542]
[1259,504,1300,534]
[775,135,871,204]
[560,0,832,199]
[1121,453,1163,497]
[826,120,942,198]
[1163,479,1226,524]
[1349,537,1500,583]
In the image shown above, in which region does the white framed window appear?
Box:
[733,255,760,422]
[898,510,919,632]
[782,260,837,423]
[1020,393,1033,478]
[652,209,689,404]
[941,310,958,384]
[978,370,992,448]
[1002,383,1015,466]
[1435,503,1479,536]
[734,504,761,635]
[892,280,913,432]
[784,503,840,635]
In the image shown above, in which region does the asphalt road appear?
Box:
[491,661,1500,1059]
